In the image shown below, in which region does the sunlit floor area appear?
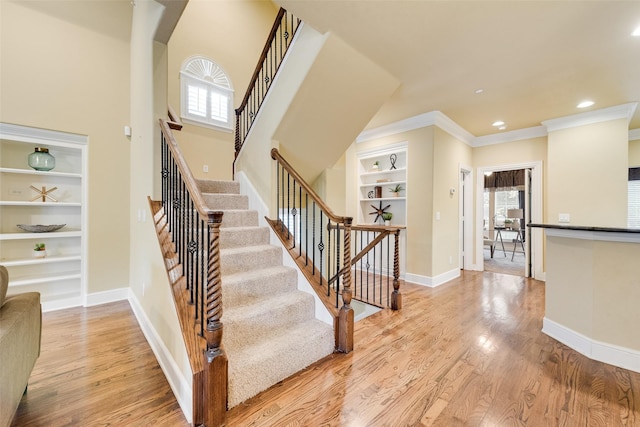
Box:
[484,240,526,277]
[12,272,640,426]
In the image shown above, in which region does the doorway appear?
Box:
[476,162,543,280]
[482,169,528,276]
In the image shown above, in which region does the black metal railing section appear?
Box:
[351,225,403,310]
[158,119,227,426]
[235,8,301,156]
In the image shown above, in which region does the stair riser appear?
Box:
[203,194,249,210]
[219,210,259,228]
[222,268,297,306]
[220,246,282,275]
[224,296,316,352]
[220,227,270,249]
[196,179,240,194]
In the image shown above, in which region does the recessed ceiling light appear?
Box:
[474,88,484,94]
[577,100,594,108]
[633,26,640,36]
[492,121,505,127]
[498,126,507,131]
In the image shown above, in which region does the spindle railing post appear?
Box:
[338,218,354,353]
[203,211,227,426]
[391,229,402,310]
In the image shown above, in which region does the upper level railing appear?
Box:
[269,148,404,352]
[157,119,227,427]
[234,8,301,157]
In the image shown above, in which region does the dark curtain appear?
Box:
[484,169,525,190]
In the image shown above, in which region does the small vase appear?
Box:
[28,147,55,171]
[33,250,46,259]
[384,220,391,226]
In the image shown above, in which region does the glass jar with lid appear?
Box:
[28,147,55,171]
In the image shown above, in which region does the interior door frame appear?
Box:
[459,165,473,270]
[475,161,544,280]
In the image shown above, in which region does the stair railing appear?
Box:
[156,118,227,427]
[234,8,301,157]
[269,149,405,352]
[270,148,355,352]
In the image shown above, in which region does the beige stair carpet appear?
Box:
[196,179,335,408]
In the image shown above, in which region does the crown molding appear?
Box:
[472,126,548,147]
[357,111,474,145]
[630,128,640,141]
[542,102,638,133]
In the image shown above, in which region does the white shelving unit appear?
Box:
[357,142,407,226]
[0,123,87,311]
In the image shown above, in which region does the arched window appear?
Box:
[180,56,234,131]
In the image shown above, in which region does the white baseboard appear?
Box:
[128,290,193,423]
[85,287,129,307]
[543,317,640,374]
[405,268,460,288]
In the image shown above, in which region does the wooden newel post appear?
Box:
[203,211,227,427]
[338,218,354,353]
[391,229,402,310]
[234,112,241,156]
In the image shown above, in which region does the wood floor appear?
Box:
[12,271,640,426]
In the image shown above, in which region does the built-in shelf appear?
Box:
[0,231,81,240]
[0,122,87,310]
[9,272,82,287]
[1,255,81,267]
[0,167,82,179]
[357,143,407,226]
[0,201,82,207]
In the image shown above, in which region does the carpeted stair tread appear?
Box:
[202,193,249,210]
[223,291,316,352]
[226,319,335,407]
[220,245,282,275]
[196,179,240,194]
[222,266,297,306]
[220,226,270,249]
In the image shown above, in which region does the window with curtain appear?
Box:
[180,56,234,131]
[629,167,640,228]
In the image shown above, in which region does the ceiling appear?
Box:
[276,0,640,137]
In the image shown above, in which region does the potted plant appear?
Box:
[389,184,404,197]
[382,212,393,226]
[504,218,513,230]
[371,161,380,172]
[33,243,46,258]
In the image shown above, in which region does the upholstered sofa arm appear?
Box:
[0,292,42,427]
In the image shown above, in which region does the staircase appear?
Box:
[196,179,335,407]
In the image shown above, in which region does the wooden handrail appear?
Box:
[167,105,183,130]
[236,8,286,112]
[159,119,212,219]
[271,148,350,224]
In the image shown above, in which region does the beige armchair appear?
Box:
[0,265,42,427]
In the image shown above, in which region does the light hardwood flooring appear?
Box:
[12,271,640,426]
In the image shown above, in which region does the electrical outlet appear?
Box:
[203,165,209,173]
[559,213,570,223]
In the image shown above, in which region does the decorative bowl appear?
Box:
[17,224,66,233]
